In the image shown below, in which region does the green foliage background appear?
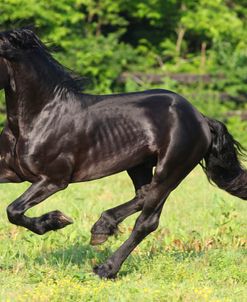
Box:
[0,0,247,142]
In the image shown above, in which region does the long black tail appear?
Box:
[203,117,247,200]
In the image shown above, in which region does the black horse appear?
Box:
[0,28,246,279]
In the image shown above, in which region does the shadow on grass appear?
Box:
[34,243,114,267]
[33,241,208,279]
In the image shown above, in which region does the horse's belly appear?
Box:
[71,142,154,182]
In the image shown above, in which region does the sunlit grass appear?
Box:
[0,167,246,301]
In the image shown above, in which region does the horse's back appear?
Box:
[71,89,211,181]
[88,88,210,144]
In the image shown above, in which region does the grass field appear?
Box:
[0,167,246,302]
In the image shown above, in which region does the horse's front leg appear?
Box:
[0,161,23,183]
[6,178,72,234]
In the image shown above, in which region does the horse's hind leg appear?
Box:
[93,132,209,278]
[6,179,72,235]
[90,163,153,245]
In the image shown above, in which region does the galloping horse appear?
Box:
[0,29,246,279]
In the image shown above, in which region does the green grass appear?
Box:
[0,167,246,302]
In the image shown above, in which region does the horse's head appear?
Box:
[0,58,9,90]
[0,28,84,97]
[0,29,31,91]
[0,28,47,93]
[0,28,41,58]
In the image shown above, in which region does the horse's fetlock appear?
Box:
[101,211,112,221]
[91,211,117,236]
[147,220,159,232]
[6,204,22,224]
[136,217,159,234]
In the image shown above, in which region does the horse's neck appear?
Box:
[4,83,51,134]
[4,88,20,136]
[4,81,100,135]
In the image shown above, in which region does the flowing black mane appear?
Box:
[0,28,85,92]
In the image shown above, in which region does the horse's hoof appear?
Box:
[90,233,109,246]
[93,263,117,279]
[54,211,74,227]
[48,211,73,231]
